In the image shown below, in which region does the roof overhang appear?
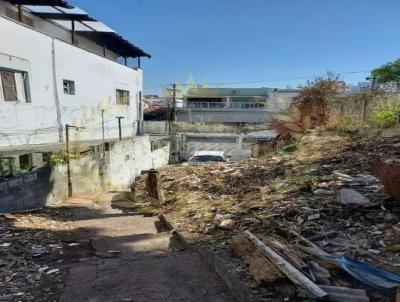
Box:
[4,0,71,8]
[77,31,151,58]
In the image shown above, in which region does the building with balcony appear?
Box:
[176,87,298,123]
[0,0,150,148]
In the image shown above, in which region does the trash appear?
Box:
[0,243,11,247]
[244,231,327,298]
[46,268,59,275]
[219,219,235,229]
[307,213,320,221]
[313,189,334,195]
[333,171,355,182]
[31,245,48,257]
[337,188,370,206]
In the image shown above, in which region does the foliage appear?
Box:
[292,75,346,127]
[369,103,399,128]
[371,59,400,91]
[282,144,298,153]
[50,152,65,166]
[269,75,345,135]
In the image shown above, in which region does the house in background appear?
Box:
[175,87,299,123]
[0,0,150,149]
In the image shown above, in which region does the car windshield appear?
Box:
[192,155,224,162]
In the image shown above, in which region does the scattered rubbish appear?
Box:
[0,243,11,247]
[244,231,327,298]
[46,268,59,275]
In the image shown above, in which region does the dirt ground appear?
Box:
[130,129,400,301]
[0,194,232,302]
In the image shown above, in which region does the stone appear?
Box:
[313,189,334,195]
[353,174,378,184]
[219,219,235,229]
[337,188,370,206]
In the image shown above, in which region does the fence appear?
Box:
[184,101,267,110]
[329,93,400,128]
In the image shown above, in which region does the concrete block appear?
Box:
[24,172,38,183]
[7,177,24,188]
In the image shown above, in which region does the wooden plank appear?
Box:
[299,285,369,302]
[244,231,327,298]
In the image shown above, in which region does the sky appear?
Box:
[71,0,400,95]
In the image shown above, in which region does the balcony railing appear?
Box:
[183,102,267,110]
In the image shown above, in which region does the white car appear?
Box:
[186,151,228,164]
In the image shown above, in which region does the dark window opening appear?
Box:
[63,80,75,95]
[116,89,130,105]
[0,69,29,102]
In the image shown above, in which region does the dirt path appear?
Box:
[60,194,232,302]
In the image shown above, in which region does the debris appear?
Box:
[46,268,59,275]
[299,285,369,302]
[145,169,166,206]
[370,158,400,201]
[244,231,327,298]
[31,245,48,257]
[307,213,320,221]
[0,243,11,247]
[219,219,235,229]
[313,189,334,195]
[337,188,370,206]
[230,233,286,285]
[333,171,355,182]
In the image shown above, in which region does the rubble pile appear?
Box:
[0,210,78,301]
[133,130,400,301]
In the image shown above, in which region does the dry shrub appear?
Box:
[269,77,345,135]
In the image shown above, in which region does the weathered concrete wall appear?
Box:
[0,136,171,212]
[0,16,143,147]
[144,121,170,135]
[175,109,275,123]
[0,166,58,212]
[152,144,170,169]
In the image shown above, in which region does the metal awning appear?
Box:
[77,31,151,58]
[4,0,71,8]
[25,5,94,21]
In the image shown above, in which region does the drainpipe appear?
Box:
[51,38,63,142]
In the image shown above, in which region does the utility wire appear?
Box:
[145,70,371,90]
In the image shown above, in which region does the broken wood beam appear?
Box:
[244,231,327,298]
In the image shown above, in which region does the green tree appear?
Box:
[371,59,400,91]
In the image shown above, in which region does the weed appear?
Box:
[282,144,298,153]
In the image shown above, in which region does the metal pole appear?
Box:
[66,124,72,197]
[172,83,176,121]
[71,20,76,44]
[138,57,141,68]
[101,109,105,158]
[18,5,23,22]
[116,117,124,140]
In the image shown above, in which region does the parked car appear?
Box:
[185,151,228,164]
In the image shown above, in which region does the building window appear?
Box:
[63,80,75,95]
[116,89,130,105]
[0,69,29,102]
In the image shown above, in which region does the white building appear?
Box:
[0,0,150,148]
